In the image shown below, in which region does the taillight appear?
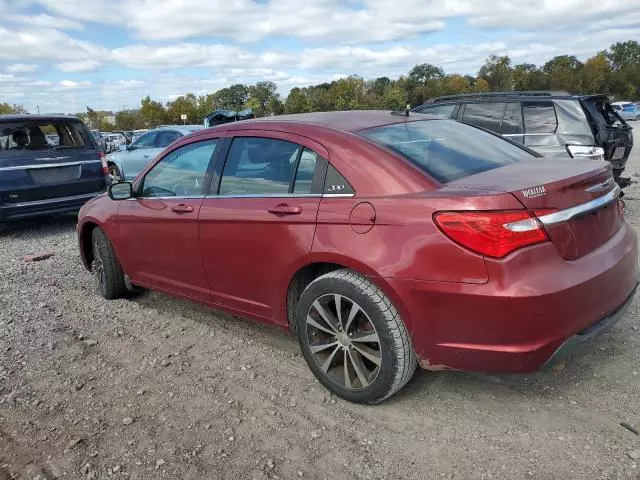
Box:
[566,144,604,161]
[98,151,109,175]
[433,210,549,258]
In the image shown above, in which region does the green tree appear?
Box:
[408,64,444,84]
[0,103,25,114]
[582,52,611,93]
[478,55,513,91]
[606,40,640,71]
[166,93,199,124]
[284,87,309,113]
[248,81,279,116]
[115,110,143,130]
[139,96,167,128]
[542,55,583,92]
[214,84,249,110]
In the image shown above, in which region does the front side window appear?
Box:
[461,102,506,132]
[155,130,183,148]
[360,119,531,183]
[218,137,301,195]
[141,140,218,197]
[131,131,157,148]
[523,102,558,134]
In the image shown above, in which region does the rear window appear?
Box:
[0,120,92,154]
[360,120,532,183]
[523,102,558,134]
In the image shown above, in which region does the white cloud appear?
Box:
[0,27,106,62]
[5,63,38,74]
[56,59,102,72]
[6,13,84,30]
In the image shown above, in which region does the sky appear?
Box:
[1,0,639,114]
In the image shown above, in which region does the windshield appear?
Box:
[360,119,533,183]
[0,120,92,154]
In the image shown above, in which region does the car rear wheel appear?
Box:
[91,227,126,300]
[296,269,416,404]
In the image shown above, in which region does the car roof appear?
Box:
[150,125,204,134]
[0,114,82,122]
[418,93,611,106]
[209,110,437,134]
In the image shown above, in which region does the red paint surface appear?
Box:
[77,112,639,373]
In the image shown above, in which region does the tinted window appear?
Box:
[155,130,183,148]
[132,131,157,148]
[461,103,506,132]
[293,148,318,194]
[219,137,300,195]
[0,121,90,153]
[523,102,558,134]
[360,120,531,183]
[415,104,456,118]
[501,103,523,135]
[141,140,218,197]
[324,164,354,195]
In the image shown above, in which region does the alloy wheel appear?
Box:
[305,294,381,390]
[92,238,106,294]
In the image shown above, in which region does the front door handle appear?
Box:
[171,204,194,214]
[268,203,302,215]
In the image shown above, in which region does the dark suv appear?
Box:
[0,115,108,222]
[412,92,634,181]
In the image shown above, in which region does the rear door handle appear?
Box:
[268,204,302,215]
[171,204,194,214]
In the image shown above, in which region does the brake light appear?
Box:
[566,144,604,161]
[433,210,549,258]
[98,151,109,175]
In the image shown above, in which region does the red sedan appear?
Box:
[77,111,639,404]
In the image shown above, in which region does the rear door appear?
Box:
[0,119,105,205]
[198,131,327,323]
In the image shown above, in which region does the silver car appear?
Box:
[106,125,204,180]
[612,102,640,121]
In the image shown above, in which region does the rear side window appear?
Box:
[155,130,183,148]
[360,120,531,183]
[218,137,300,195]
[523,102,558,134]
[414,104,456,118]
[461,103,506,132]
[0,120,91,153]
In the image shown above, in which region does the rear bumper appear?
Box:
[541,281,638,370]
[0,192,99,221]
[387,221,639,373]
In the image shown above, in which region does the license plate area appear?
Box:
[28,165,82,184]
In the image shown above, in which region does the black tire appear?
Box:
[296,269,416,404]
[91,227,126,300]
[108,163,122,180]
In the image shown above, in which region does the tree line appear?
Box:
[3,40,639,130]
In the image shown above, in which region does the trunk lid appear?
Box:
[445,159,622,260]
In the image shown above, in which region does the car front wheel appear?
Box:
[296,269,416,404]
[91,227,126,300]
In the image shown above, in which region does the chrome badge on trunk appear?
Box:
[522,185,546,198]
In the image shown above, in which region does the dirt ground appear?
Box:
[1,131,640,480]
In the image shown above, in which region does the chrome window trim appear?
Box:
[205,193,323,199]
[127,195,206,201]
[0,160,101,171]
[537,186,621,226]
[129,193,358,200]
[8,192,97,207]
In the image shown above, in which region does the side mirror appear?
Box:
[108,181,133,200]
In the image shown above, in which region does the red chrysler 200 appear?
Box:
[77,111,639,404]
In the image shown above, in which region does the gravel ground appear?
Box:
[1,132,640,480]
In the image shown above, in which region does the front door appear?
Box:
[198,133,327,323]
[117,139,221,300]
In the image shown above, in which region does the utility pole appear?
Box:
[36,105,40,114]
